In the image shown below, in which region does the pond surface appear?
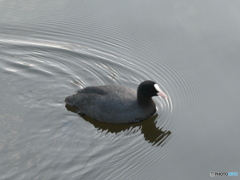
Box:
[0,0,240,179]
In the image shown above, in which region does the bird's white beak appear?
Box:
[157,91,168,99]
[154,84,168,99]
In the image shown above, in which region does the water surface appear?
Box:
[0,0,240,179]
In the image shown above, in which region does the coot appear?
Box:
[65,80,167,123]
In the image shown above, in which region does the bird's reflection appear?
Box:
[66,105,172,147]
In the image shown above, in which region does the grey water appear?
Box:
[0,0,240,179]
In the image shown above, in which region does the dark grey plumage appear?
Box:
[65,81,167,124]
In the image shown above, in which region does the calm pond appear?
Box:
[0,0,239,179]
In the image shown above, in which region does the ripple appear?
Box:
[1,35,202,134]
[0,32,203,179]
[0,36,129,85]
[94,32,205,172]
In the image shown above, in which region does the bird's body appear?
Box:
[65,81,167,124]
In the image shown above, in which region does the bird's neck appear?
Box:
[137,93,153,106]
